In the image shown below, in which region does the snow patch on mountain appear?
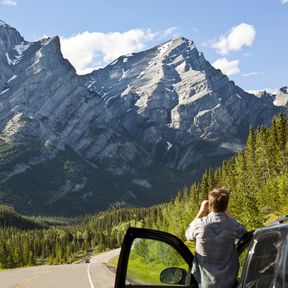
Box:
[8,74,18,82]
[6,53,15,65]
[14,42,31,55]
[166,141,173,151]
[119,69,129,80]
[1,163,30,183]
[0,88,9,95]
[132,179,152,188]
[156,41,172,59]
[5,42,31,65]
[220,142,243,152]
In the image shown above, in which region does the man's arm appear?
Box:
[194,200,209,220]
[185,200,209,241]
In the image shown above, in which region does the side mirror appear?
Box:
[160,267,187,285]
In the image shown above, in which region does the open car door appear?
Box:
[114,227,254,288]
[114,227,197,288]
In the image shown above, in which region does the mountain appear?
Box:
[254,87,288,107]
[0,20,285,215]
[82,38,285,171]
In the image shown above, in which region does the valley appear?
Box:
[0,249,120,288]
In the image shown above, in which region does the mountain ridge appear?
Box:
[0,20,286,215]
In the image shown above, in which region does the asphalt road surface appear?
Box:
[0,248,120,288]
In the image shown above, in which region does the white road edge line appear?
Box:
[87,263,95,288]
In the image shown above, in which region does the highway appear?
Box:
[0,248,120,288]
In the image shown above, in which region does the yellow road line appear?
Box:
[9,272,40,288]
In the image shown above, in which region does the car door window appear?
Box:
[242,233,281,288]
[236,231,254,277]
[126,238,190,286]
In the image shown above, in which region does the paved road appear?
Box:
[0,248,120,288]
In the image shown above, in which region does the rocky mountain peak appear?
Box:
[275,86,288,106]
[157,37,202,62]
[0,20,8,27]
[254,89,275,101]
[0,19,27,86]
[0,19,25,51]
[152,37,196,60]
[279,86,288,94]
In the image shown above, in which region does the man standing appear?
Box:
[185,187,246,288]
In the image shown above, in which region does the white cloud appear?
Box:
[162,27,178,37]
[212,23,256,55]
[246,90,258,95]
[246,88,277,95]
[2,0,16,5]
[280,0,288,3]
[212,57,240,76]
[242,72,264,77]
[60,27,176,75]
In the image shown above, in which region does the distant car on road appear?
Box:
[114,215,288,288]
[84,257,90,263]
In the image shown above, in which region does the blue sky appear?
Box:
[1,0,287,92]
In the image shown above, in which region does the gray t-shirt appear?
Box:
[185,212,246,288]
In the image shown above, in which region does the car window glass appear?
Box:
[126,238,190,286]
[242,233,280,288]
[238,245,249,277]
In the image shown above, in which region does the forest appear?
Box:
[0,114,288,269]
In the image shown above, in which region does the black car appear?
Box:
[114,215,288,288]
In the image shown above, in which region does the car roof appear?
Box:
[254,221,288,236]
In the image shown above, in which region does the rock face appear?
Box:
[82,37,283,170]
[274,87,288,106]
[0,20,285,215]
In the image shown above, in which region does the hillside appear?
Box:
[0,204,43,230]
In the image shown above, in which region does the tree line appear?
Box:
[0,114,287,269]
